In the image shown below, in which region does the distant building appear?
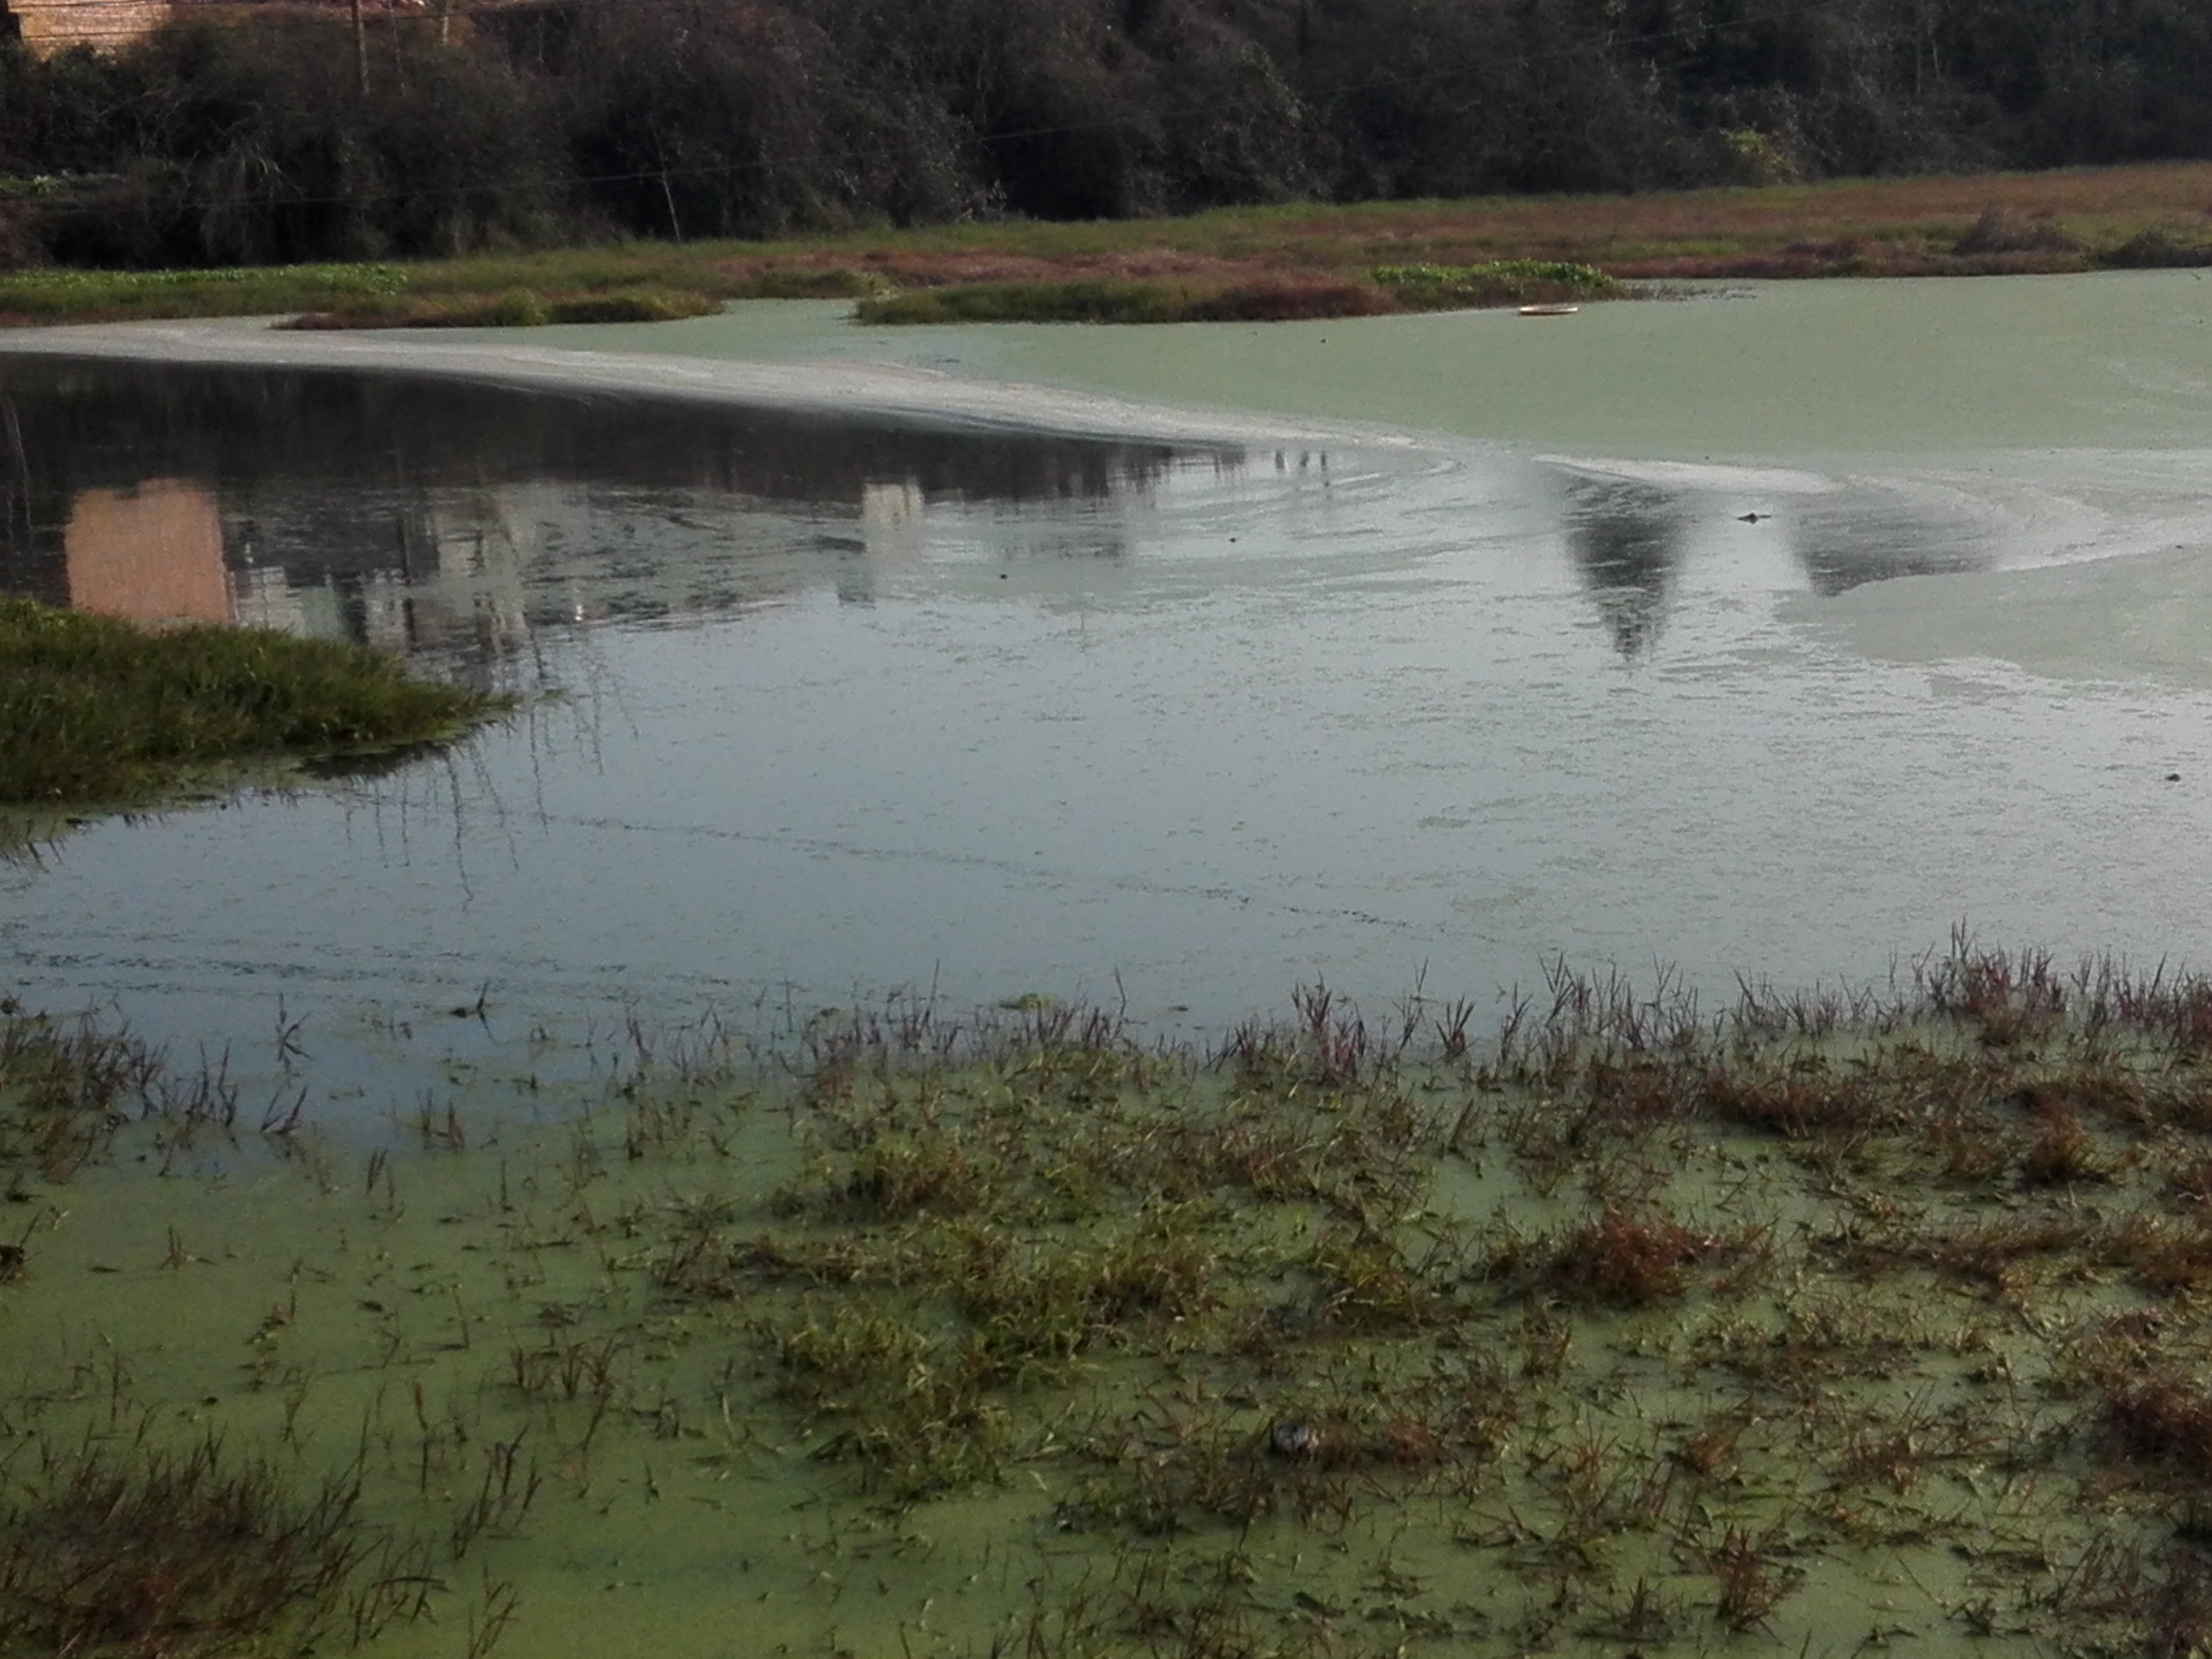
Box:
[0,0,577,55]
[2,0,173,54]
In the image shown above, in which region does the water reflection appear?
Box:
[1544,462,2003,651]
[0,359,1202,676]
[1560,477,1684,657]
[64,478,230,624]
[1789,491,1999,595]
[0,356,2023,695]
[7,328,2193,1125]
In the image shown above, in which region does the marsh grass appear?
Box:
[854,274,1403,325]
[0,597,510,813]
[0,260,411,324]
[1372,259,1622,311]
[7,161,2212,333]
[609,940,2212,1650]
[855,276,1194,326]
[27,939,2212,1654]
[0,1002,159,1178]
[286,285,722,330]
[0,1434,417,1659]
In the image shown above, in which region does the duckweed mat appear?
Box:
[8,946,2212,1656]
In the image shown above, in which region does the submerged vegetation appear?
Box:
[0,597,510,816]
[14,939,2212,1652]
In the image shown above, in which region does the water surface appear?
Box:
[6,273,2212,1113]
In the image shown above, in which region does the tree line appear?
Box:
[1,0,2208,267]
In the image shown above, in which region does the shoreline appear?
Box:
[0,314,1411,455]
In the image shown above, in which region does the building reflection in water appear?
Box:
[1560,476,1684,658]
[0,359,1206,683]
[63,478,231,626]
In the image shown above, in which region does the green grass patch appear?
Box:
[0,261,411,323]
[0,598,510,813]
[1373,258,1622,309]
[0,246,879,328]
[857,277,1200,325]
[730,266,883,300]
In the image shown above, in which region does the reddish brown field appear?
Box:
[725,159,2212,289]
[7,160,2209,327]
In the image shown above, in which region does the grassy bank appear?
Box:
[13,942,2212,1654]
[0,598,510,820]
[1,161,2209,331]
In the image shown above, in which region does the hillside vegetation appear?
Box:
[1,0,2209,270]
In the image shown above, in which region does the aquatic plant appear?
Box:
[1697,1520,1799,1631]
[0,1435,417,1658]
[0,1002,159,1179]
[1534,1203,1723,1307]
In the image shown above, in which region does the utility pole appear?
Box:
[352,0,369,96]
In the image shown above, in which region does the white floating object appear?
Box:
[1518,303,1580,317]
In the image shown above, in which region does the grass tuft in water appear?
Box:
[0,1435,421,1659]
[0,1002,159,1180]
[0,597,510,811]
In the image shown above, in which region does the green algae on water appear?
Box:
[13,948,2212,1656]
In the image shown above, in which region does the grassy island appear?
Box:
[0,597,510,827]
[9,943,2212,1656]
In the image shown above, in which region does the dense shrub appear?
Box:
[9,17,561,264]
[0,0,2207,266]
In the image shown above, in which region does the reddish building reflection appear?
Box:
[63,478,231,626]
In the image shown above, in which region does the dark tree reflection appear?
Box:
[1791,496,1996,595]
[1562,478,1685,658]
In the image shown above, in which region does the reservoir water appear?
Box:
[5,272,2212,1112]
